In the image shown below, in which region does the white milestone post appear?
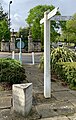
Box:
[19,38,22,64]
[32,52,35,65]
[12,51,15,59]
[40,7,59,98]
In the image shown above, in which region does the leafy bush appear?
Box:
[39,47,76,70]
[39,47,76,89]
[51,47,76,63]
[51,47,76,70]
[39,54,44,70]
[0,58,26,84]
[55,62,76,88]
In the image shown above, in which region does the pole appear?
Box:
[9,2,10,52]
[9,3,10,29]
[44,11,51,98]
[9,1,12,52]
[19,38,22,64]
[12,51,15,59]
[32,52,35,65]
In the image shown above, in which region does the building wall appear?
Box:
[28,35,41,52]
[1,41,9,52]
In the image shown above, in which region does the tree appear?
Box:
[60,13,76,45]
[0,3,8,21]
[0,20,10,41]
[26,5,61,46]
[0,3,10,41]
[66,13,76,33]
[66,13,76,44]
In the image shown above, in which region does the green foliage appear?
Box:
[31,19,41,41]
[51,47,76,70]
[66,13,76,33]
[39,47,76,88]
[0,20,10,41]
[0,3,8,21]
[0,4,10,41]
[60,13,76,43]
[26,5,61,43]
[39,54,44,70]
[26,5,55,25]
[39,47,76,70]
[0,58,26,84]
[55,62,76,88]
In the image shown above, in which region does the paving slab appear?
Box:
[36,101,75,118]
[40,116,69,120]
[68,113,76,120]
[0,108,28,120]
[0,97,12,109]
[36,104,58,118]
[69,99,76,107]
[33,86,44,93]
[33,92,56,105]
[0,91,12,97]
[52,91,76,101]
[69,90,76,97]
[52,82,69,91]
[0,109,11,118]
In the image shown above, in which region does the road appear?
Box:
[0,52,43,64]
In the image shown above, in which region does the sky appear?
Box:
[1,0,76,31]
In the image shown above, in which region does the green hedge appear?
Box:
[0,58,26,84]
[51,47,76,71]
[39,47,76,71]
[55,62,76,88]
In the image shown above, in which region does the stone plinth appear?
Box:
[1,41,9,51]
[10,29,15,51]
[28,32,41,52]
[12,83,32,116]
[10,42,15,51]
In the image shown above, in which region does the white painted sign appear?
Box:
[48,7,59,20]
[40,7,59,24]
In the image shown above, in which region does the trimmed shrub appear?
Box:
[55,62,76,88]
[51,47,76,69]
[38,55,44,70]
[0,58,26,84]
[39,47,76,70]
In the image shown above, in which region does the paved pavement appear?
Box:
[0,52,43,64]
[0,64,76,120]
